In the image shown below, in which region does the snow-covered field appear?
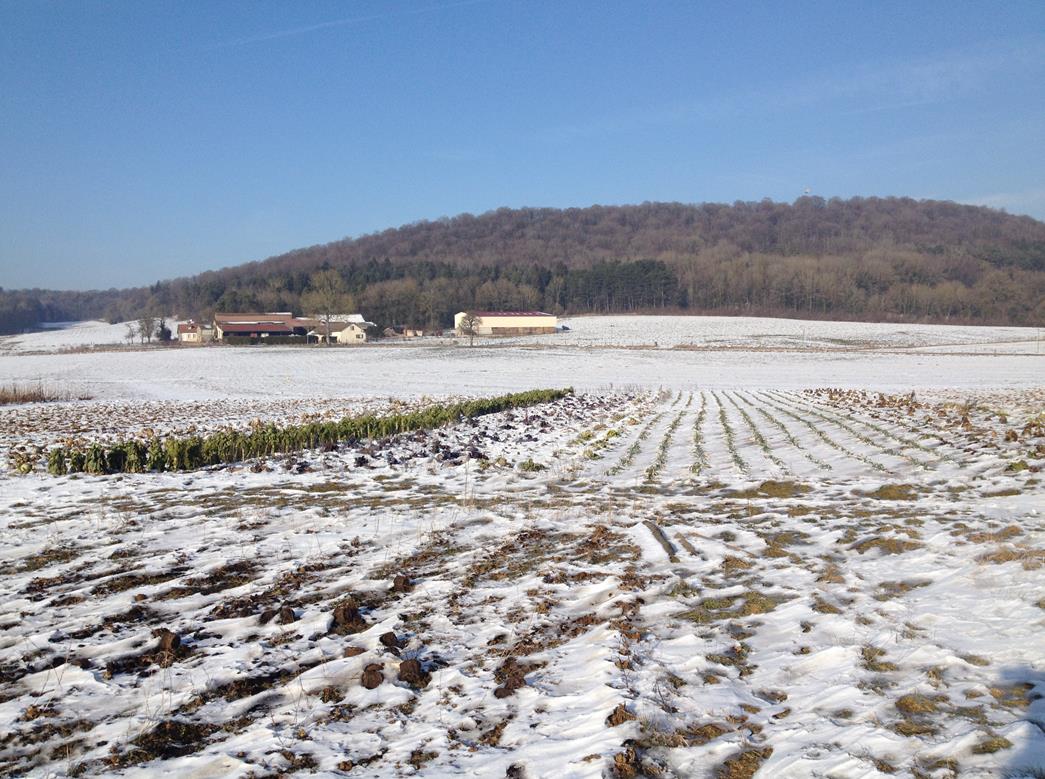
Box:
[2,315,1042,356]
[506,315,1045,353]
[0,316,1042,402]
[1,317,1043,779]
[0,321,183,355]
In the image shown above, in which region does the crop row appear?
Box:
[798,391,944,461]
[691,392,709,475]
[608,411,665,476]
[581,428,622,459]
[756,393,888,473]
[769,392,927,469]
[41,388,573,475]
[645,402,688,482]
[712,392,747,474]
[723,392,789,473]
[731,392,831,471]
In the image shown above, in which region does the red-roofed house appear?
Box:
[177,320,213,343]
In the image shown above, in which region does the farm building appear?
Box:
[176,321,213,343]
[454,311,559,336]
[213,313,316,340]
[213,312,374,343]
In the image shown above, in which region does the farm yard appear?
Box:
[0,316,1043,779]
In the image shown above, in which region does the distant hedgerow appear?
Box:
[41,387,572,476]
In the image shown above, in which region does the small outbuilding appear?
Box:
[454,311,558,336]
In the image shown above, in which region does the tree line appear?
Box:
[2,197,1043,335]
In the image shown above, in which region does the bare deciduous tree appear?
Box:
[458,311,481,347]
[302,269,351,345]
[136,315,156,344]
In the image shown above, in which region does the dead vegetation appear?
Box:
[679,591,786,624]
[0,382,90,406]
[716,746,773,779]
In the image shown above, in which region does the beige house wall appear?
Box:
[334,324,368,344]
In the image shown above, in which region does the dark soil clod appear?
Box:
[493,657,539,698]
[361,663,384,689]
[398,658,431,688]
[331,602,368,635]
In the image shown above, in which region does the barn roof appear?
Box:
[217,322,294,334]
[468,311,554,317]
[214,312,294,321]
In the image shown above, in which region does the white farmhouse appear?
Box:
[454,311,558,336]
[331,322,368,344]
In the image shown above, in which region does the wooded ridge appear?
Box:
[3,196,1043,334]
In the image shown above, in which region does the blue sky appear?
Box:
[2,1,1044,290]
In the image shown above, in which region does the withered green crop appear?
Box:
[43,387,572,475]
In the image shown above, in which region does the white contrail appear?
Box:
[209,0,492,49]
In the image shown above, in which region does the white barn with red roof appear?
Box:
[453,311,558,336]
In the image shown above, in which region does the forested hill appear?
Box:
[3,197,1045,334]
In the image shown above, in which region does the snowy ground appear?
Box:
[503,315,1045,353]
[0,317,1043,779]
[0,317,1043,402]
[0,321,188,355]
[2,315,1041,357]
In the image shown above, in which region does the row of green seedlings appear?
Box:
[691,392,709,474]
[731,392,831,471]
[798,390,944,463]
[43,388,573,476]
[769,388,915,462]
[581,428,622,459]
[644,399,690,482]
[578,403,647,459]
[722,392,790,474]
[603,389,672,475]
[712,391,747,474]
[608,411,665,476]
[768,391,928,469]
[756,392,887,474]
